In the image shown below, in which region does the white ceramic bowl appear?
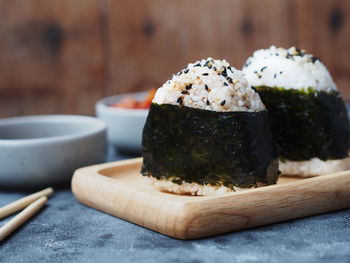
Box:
[95,92,148,153]
[0,115,107,188]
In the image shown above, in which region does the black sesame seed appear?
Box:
[311,56,320,63]
[202,73,209,76]
[213,67,217,71]
[186,84,192,90]
[227,77,233,83]
[194,63,201,67]
[258,75,262,79]
[204,84,209,91]
[183,69,189,74]
[208,65,212,69]
[251,86,256,92]
[280,71,283,74]
[206,99,210,105]
[178,71,182,76]
[220,100,226,106]
[221,71,227,77]
[276,53,279,56]
[204,61,210,66]
[181,90,188,94]
[254,70,258,74]
[177,97,183,105]
[274,73,277,78]
[224,82,228,86]
[261,66,267,72]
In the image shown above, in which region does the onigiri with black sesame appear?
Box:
[243,46,350,177]
[141,57,279,195]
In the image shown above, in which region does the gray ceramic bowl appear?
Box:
[96,92,148,153]
[0,115,107,188]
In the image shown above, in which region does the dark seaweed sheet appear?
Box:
[141,103,278,189]
[256,86,350,161]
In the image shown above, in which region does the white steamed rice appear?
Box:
[242,46,337,92]
[153,57,264,112]
[145,176,264,196]
[279,157,350,178]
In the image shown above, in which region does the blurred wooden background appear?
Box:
[0,0,349,117]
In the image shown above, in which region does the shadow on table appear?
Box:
[0,181,71,193]
[0,205,48,244]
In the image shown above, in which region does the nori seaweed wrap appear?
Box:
[243,46,350,177]
[141,58,279,195]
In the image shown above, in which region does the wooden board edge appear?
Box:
[71,164,192,239]
[182,171,350,239]
[71,159,350,239]
[73,157,143,175]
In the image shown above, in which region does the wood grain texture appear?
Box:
[107,0,350,98]
[0,0,106,117]
[107,0,297,95]
[296,0,350,100]
[1,0,350,117]
[71,158,350,239]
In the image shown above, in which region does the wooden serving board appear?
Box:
[71,158,350,239]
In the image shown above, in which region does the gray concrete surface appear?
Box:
[1,149,350,263]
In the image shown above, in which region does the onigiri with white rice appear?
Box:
[242,46,350,177]
[141,58,279,195]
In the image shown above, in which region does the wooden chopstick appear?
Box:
[0,187,53,220]
[0,196,48,242]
